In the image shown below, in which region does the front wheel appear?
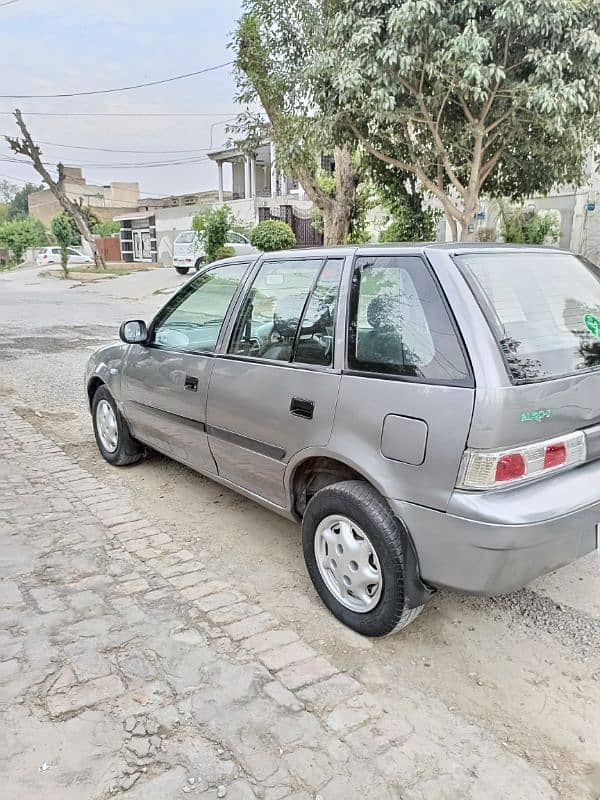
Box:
[91,385,144,466]
[194,258,205,272]
[302,481,424,636]
[175,266,189,275]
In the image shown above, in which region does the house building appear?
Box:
[28,167,140,226]
[207,139,313,224]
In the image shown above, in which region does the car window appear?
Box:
[52,248,61,255]
[151,262,248,353]
[456,252,600,382]
[229,258,324,362]
[226,232,246,244]
[348,255,470,382]
[67,248,81,256]
[175,231,195,244]
[293,258,344,367]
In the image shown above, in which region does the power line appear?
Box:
[0,111,237,117]
[0,62,233,99]
[32,140,216,155]
[0,0,20,7]
[0,153,211,169]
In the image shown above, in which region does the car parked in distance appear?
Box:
[172,229,256,275]
[85,244,600,636]
[36,246,93,266]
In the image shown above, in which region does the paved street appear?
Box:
[1,267,599,799]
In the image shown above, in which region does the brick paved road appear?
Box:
[0,404,559,799]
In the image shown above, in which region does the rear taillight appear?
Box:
[457,431,586,490]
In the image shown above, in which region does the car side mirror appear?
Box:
[119,319,148,344]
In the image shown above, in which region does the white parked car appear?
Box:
[36,246,93,266]
[172,230,257,275]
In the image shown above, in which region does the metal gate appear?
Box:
[259,205,324,248]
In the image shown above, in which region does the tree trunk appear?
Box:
[69,200,105,268]
[323,207,350,245]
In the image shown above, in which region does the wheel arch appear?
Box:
[86,375,105,409]
[288,450,386,519]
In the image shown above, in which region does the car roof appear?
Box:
[250,242,570,259]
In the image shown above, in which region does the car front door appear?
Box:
[120,261,250,474]
[206,255,345,506]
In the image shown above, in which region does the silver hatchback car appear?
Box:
[86,245,600,636]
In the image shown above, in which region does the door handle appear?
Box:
[290,397,314,419]
[184,375,198,392]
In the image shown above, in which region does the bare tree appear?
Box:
[5,109,106,268]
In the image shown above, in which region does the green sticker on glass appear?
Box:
[584,314,600,340]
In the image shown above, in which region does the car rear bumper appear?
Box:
[389,462,600,594]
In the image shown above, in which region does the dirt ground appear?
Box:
[1,265,599,799]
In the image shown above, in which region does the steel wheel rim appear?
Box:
[96,399,119,453]
[314,514,383,613]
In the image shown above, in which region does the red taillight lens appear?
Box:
[495,453,526,482]
[544,443,567,469]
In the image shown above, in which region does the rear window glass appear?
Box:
[456,252,600,382]
[348,255,470,382]
[175,231,195,244]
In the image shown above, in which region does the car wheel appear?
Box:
[194,258,205,272]
[91,385,144,466]
[175,267,189,275]
[302,480,424,637]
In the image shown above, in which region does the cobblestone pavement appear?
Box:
[0,404,563,799]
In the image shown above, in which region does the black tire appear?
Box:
[91,385,144,466]
[194,258,205,272]
[302,480,423,637]
[175,266,189,275]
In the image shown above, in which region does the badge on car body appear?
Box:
[520,409,552,422]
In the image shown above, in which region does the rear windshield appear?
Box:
[456,251,600,383]
[175,231,195,244]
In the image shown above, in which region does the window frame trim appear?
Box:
[145,260,254,357]
[224,254,341,369]
[345,253,474,388]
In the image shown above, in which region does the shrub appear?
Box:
[0,215,47,263]
[214,245,235,261]
[499,203,561,245]
[250,219,296,251]
[51,213,73,277]
[193,205,238,263]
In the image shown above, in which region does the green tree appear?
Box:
[499,202,561,244]
[5,181,42,220]
[370,163,440,242]
[250,219,296,251]
[92,219,120,237]
[51,213,73,277]
[193,205,237,264]
[0,179,18,205]
[232,1,359,244]
[316,0,600,240]
[0,215,47,263]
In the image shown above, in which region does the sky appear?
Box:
[0,0,246,198]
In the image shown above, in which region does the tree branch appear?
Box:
[6,109,105,269]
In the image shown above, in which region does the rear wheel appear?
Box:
[302,480,424,636]
[194,258,205,272]
[175,266,189,275]
[91,385,144,466]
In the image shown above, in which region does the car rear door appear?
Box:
[121,261,251,473]
[331,250,475,511]
[206,254,346,506]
